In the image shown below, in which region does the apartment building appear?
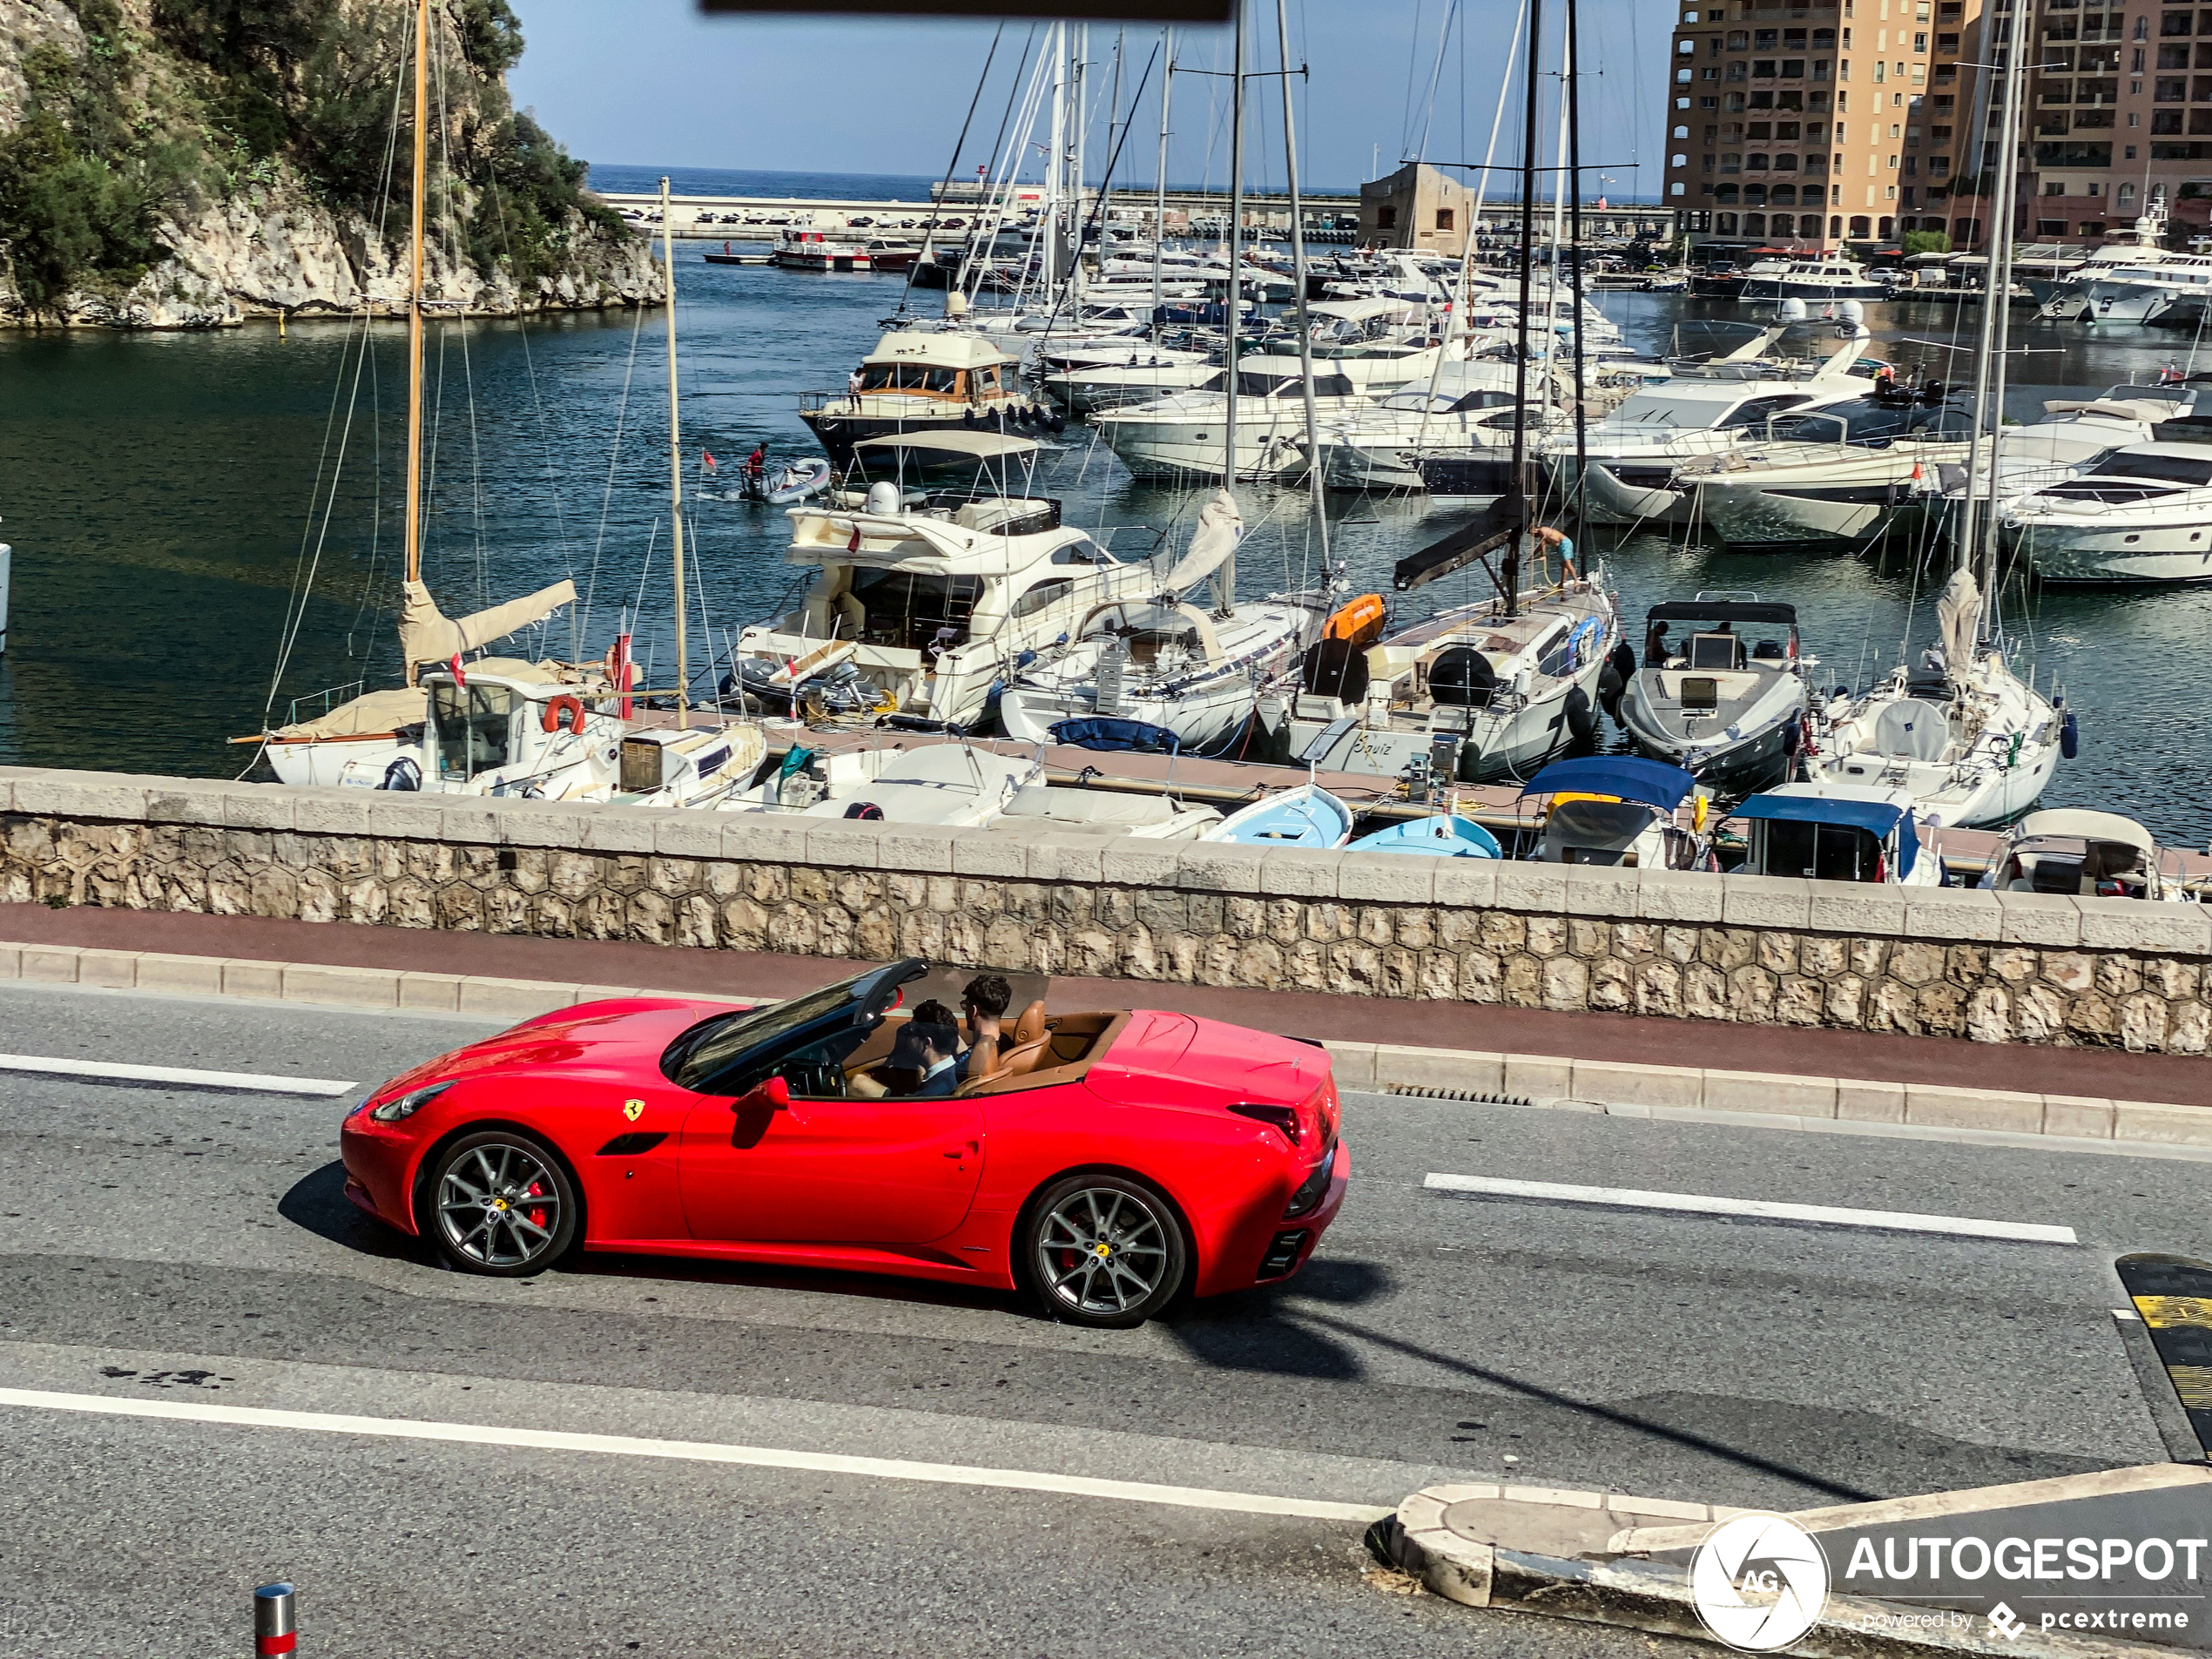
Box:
[2028,0,2212,244]
[1663,0,1992,250]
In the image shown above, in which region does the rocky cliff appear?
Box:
[0,0,661,327]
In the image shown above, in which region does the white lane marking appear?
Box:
[0,1055,357,1097]
[1423,1172,2078,1244]
[0,1387,1390,1523]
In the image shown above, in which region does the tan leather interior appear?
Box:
[839,1007,1128,1097]
[1012,1000,1047,1045]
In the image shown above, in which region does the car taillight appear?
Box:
[1284,1143,1336,1217]
[1228,1102,1300,1144]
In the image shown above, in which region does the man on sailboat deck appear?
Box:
[1535,524,1576,581]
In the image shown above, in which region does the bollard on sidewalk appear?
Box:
[253,1583,296,1656]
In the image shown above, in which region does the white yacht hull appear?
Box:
[1287,652,1606,783]
[1093,408,1345,481]
[2006,516,2212,584]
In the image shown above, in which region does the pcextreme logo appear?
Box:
[1690,1512,1832,1652]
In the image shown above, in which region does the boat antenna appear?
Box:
[1507,0,1546,620]
[402,0,428,686]
[1275,0,1331,574]
[661,175,689,729]
[1564,0,1589,517]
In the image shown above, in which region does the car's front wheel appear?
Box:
[1022,1174,1187,1328]
[423,1130,578,1278]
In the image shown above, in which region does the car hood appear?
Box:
[1086,1010,1332,1112]
[370,997,741,1100]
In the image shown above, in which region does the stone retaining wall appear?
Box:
[4,766,2211,1052]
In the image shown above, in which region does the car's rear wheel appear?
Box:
[1023,1174,1187,1328]
[424,1130,578,1278]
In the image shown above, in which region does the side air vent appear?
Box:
[595,1131,670,1157]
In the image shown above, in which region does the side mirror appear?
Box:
[738,1076,791,1112]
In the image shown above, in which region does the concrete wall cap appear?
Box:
[1024,831,1109,885]
[577,805,661,855]
[1993,887,2083,948]
[874,822,967,874]
[1561,863,1641,918]
[799,818,889,870]
[651,813,727,860]
[1492,862,1566,914]
[1097,840,1186,890]
[1258,846,1344,899]
[2077,894,2212,956]
[1899,886,2001,942]
[1174,840,1268,894]
[1631,866,1725,922]
[719,813,813,865]
[364,797,448,842]
[1336,848,1438,905]
[1719,873,1812,928]
[493,799,592,849]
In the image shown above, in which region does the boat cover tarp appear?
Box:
[1521,755,1696,811]
[1871,698,1952,760]
[1642,598,1797,626]
[270,686,427,741]
[1936,566,1979,681]
[399,578,577,670]
[1734,793,1908,835]
[1047,718,1183,754]
[1157,488,1243,597]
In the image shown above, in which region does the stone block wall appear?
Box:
[3,766,2211,1052]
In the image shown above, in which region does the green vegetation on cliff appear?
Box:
[0,0,617,311]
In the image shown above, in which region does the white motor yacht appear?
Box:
[1810,571,2065,828]
[798,328,1057,468]
[2001,441,2212,584]
[727,435,1150,728]
[997,490,1327,752]
[1300,361,1536,493]
[1617,597,1811,793]
[1541,324,1880,525]
[1734,255,1890,301]
[1679,428,1968,550]
[1090,360,1381,481]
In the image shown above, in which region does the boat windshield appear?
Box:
[856,363,965,394]
[2085,452,2212,486]
[428,682,517,781]
[1601,389,1744,428]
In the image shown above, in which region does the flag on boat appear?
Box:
[703,450,718,472]
[448,653,467,688]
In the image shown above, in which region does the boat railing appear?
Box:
[285,680,366,728]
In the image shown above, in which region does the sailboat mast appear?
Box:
[1508,0,1546,619]
[1976,9,2030,644]
[1224,0,1245,492]
[661,175,689,730]
[402,0,428,683]
[1276,0,1329,564]
[1153,26,1172,336]
[1565,0,1588,509]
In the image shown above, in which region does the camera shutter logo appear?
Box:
[1689,1512,1831,1652]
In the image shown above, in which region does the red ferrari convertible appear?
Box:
[340,958,1346,1326]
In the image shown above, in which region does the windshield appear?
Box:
[661,974,873,1092]
[1602,391,1739,428]
[2087,452,2212,486]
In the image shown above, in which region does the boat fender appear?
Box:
[1692,796,1710,833]
[2060,710,2080,759]
[542,694,586,735]
[1782,717,1800,758]
[844,801,886,819]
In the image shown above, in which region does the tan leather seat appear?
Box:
[969,1001,1050,1084]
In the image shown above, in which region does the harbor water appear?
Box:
[3,191,2211,843]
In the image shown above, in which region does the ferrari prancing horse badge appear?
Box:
[623,1100,645,1122]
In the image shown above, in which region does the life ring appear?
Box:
[542,694,587,735]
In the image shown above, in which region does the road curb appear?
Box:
[1377,1482,2185,1657]
[6,939,2210,1149]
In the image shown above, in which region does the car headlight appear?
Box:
[367,1082,455,1123]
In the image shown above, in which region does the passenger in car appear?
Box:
[957,974,1013,1082]
[851,999,963,1098]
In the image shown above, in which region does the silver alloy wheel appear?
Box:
[1035,1186,1171,1317]
[435,1141,563,1270]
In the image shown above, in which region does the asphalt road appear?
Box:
[0,981,2201,1657]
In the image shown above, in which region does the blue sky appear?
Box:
[505,0,1668,200]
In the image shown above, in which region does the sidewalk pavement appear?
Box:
[4,904,2208,1108]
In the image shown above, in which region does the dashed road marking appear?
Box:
[0,1054,357,1097]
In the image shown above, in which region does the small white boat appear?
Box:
[1202,782,1354,848]
[1732,783,1939,887]
[762,457,833,504]
[1976,808,2193,901]
[996,785,1221,840]
[1521,757,1709,870]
